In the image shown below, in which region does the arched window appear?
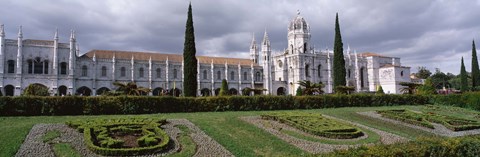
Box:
[156,68,161,78]
[203,70,207,80]
[101,66,107,77]
[305,64,310,77]
[139,67,144,78]
[120,67,126,77]
[317,64,321,78]
[348,69,351,78]
[60,62,67,75]
[81,65,88,76]
[360,67,365,88]
[400,71,404,77]
[255,72,261,81]
[243,72,247,81]
[303,43,307,53]
[217,71,221,80]
[230,71,235,80]
[27,60,33,73]
[173,69,178,79]
[44,60,49,74]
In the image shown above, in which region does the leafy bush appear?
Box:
[22,84,50,96]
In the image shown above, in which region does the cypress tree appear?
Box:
[460,57,468,92]
[472,40,480,89]
[333,13,346,89]
[183,3,198,97]
[219,79,229,96]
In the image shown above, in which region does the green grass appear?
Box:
[41,130,61,143]
[52,143,82,157]
[2,105,479,157]
[170,125,196,157]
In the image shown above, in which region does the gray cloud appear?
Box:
[1,0,480,74]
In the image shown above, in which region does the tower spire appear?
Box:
[262,29,270,46]
[18,25,23,38]
[54,28,59,40]
[0,24,4,37]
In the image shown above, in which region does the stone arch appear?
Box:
[229,88,238,95]
[152,87,164,96]
[4,85,14,96]
[277,87,286,96]
[58,85,68,96]
[201,88,211,97]
[76,86,92,96]
[214,88,221,96]
[96,87,110,95]
[305,64,310,77]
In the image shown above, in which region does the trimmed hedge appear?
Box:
[0,94,430,116]
[67,118,170,156]
[323,135,480,157]
[262,112,364,139]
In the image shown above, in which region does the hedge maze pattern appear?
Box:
[16,119,233,157]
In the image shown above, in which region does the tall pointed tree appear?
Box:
[460,57,468,92]
[333,13,346,89]
[472,40,480,89]
[183,3,198,97]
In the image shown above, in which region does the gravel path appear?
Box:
[358,111,480,137]
[241,116,407,154]
[16,119,233,157]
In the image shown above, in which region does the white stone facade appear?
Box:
[0,12,411,96]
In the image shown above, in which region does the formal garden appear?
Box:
[1,92,480,156]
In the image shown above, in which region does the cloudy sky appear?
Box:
[1,0,480,74]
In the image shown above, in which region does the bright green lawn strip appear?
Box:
[52,143,82,157]
[41,130,61,143]
[280,126,381,145]
[169,125,195,157]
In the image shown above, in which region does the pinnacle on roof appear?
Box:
[54,28,59,40]
[18,25,23,38]
[250,32,256,49]
[262,30,270,45]
[0,24,5,37]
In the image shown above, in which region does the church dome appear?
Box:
[288,10,308,32]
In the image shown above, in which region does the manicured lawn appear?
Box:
[1,105,473,157]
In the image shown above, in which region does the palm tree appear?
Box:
[112,81,151,96]
[298,80,325,95]
[399,82,420,94]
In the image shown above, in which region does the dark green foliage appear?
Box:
[262,112,364,139]
[0,94,430,116]
[416,78,436,95]
[297,80,324,95]
[472,40,480,89]
[219,79,229,96]
[430,92,480,111]
[333,13,346,88]
[461,57,469,92]
[399,82,421,94]
[376,85,384,94]
[22,84,50,96]
[112,82,151,96]
[334,86,355,95]
[295,87,303,96]
[183,3,198,97]
[324,135,480,157]
[67,118,170,156]
[415,66,432,79]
